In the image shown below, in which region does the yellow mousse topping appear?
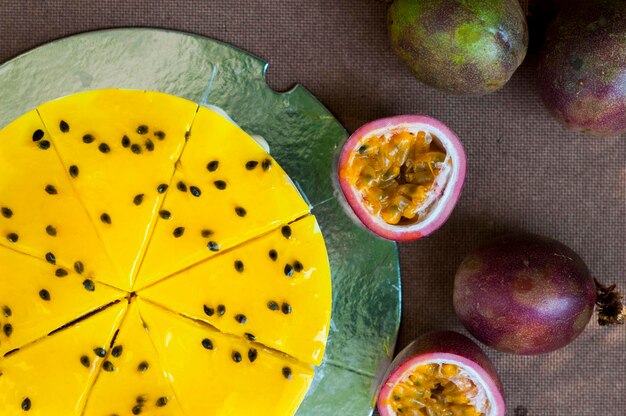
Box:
[0,90,331,416]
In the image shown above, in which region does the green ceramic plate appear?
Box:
[0,28,401,415]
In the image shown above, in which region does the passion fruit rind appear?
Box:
[377,331,505,416]
[537,0,626,137]
[388,0,528,95]
[454,234,596,355]
[335,115,466,242]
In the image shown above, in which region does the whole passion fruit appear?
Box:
[387,0,528,95]
[454,234,599,354]
[537,0,626,136]
[377,331,505,416]
[335,115,466,241]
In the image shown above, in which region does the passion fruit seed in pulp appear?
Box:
[336,115,466,241]
[388,363,484,416]
[343,130,447,225]
[377,331,505,416]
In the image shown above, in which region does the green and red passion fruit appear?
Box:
[538,0,626,136]
[454,234,624,355]
[336,116,466,241]
[377,331,505,416]
[387,0,528,95]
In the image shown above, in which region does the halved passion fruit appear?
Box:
[336,116,466,241]
[377,331,505,416]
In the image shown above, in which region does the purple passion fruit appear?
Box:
[387,0,528,95]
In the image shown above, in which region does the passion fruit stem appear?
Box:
[594,278,624,326]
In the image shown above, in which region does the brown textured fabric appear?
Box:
[1,1,624,415]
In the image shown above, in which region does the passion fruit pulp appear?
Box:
[377,331,505,416]
[336,116,466,241]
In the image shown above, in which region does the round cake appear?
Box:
[0,89,332,415]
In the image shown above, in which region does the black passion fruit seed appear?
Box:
[111,345,123,357]
[154,131,166,140]
[32,129,44,142]
[232,351,242,363]
[173,227,185,238]
[45,225,57,236]
[133,194,144,206]
[39,289,50,301]
[245,333,256,341]
[293,261,304,272]
[281,226,291,239]
[100,213,111,224]
[98,143,110,153]
[214,180,227,190]
[69,165,79,178]
[121,136,130,147]
[190,186,201,197]
[80,355,90,368]
[21,398,31,411]
[6,233,18,243]
[284,264,294,277]
[138,361,149,372]
[132,405,142,415]
[282,367,292,380]
[234,260,244,272]
[204,305,215,316]
[235,207,247,217]
[159,210,171,220]
[145,139,154,152]
[45,185,58,195]
[235,314,247,324]
[207,160,219,172]
[281,303,292,315]
[94,347,106,357]
[103,361,114,372]
[201,229,213,238]
[3,306,11,318]
[246,161,258,170]
[83,134,95,144]
[45,252,56,264]
[262,159,272,171]
[208,241,220,252]
[202,338,214,350]
[248,348,258,362]
[177,181,187,192]
[83,279,95,292]
[1,207,12,218]
[217,304,226,316]
[137,125,149,135]
[74,261,84,274]
[156,397,168,407]
[59,120,70,133]
[157,184,168,193]
[267,300,279,311]
[38,140,50,150]
[3,323,13,337]
[131,144,142,154]
[269,250,278,261]
[55,268,68,277]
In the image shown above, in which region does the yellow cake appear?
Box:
[0,90,331,416]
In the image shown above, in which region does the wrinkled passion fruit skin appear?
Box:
[454,234,596,355]
[387,0,528,95]
[377,331,505,416]
[537,0,626,136]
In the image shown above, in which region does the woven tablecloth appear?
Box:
[1,1,624,415]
